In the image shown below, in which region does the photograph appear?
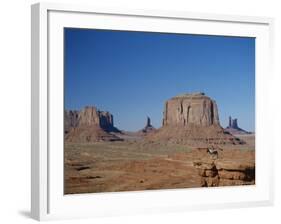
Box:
[64,28,255,194]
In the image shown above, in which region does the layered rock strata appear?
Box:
[65,110,79,134]
[193,158,255,187]
[148,93,244,145]
[65,106,121,142]
[163,92,220,127]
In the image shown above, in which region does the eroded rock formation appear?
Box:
[148,93,244,146]
[163,92,220,127]
[64,110,79,134]
[65,106,121,142]
[224,116,250,135]
[140,116,156,134]
[193,158,255,187]
[77,106,118,132]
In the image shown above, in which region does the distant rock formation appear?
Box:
[140,116,156,134]
[228,116,238,129]
[162,92,220,127]
[77,106,119,132]
[224,116,250,135]
[148,92,244,146]
[65,106,122,142]
[64,110,79,134]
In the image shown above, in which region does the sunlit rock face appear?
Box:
[77,106,115,132]
[163,92,220,127]
[64,106,121,142]
[147,92,244,146]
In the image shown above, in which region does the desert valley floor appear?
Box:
[64,134,255,194]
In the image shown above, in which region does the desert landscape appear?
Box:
[64,92,255,194]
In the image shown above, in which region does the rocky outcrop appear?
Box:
[224,116,250,135]
[228,116,238,129]
[77,106,118,132]
[147,93,244,146]
[140,117,156,134]
[65,125,121,142]
[65,106,121,142]
[163,92,220,127]
[64,110,79,134]
[193,158,255,187]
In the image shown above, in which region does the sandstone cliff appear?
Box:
[77,106,118,132]
[64,110,79,134]
[65,106,121,142]
[163,92,220,127]
[148,93,243,146]
[193,149,255,187]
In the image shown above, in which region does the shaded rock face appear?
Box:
[64,110,79,134]
[140,116,156,134]
[77,106,117,132]
[225,116,250,135]
[228,116,238,129]
[65,106,121,142]
[65,125,121,142]
[148,93,244,146]
[163,92,220,127]
[147,117,152,127]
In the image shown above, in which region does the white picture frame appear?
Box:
[31,2,274,221]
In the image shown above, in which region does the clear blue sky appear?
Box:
[65,28,255,132]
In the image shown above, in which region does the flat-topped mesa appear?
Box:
[65,106,121,142]
[172,92,205,98]
[147,92,244,146]
[77,106,100,126]
[78,106,116,132]
[163,92,220,127]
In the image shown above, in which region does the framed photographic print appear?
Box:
[31,2,274,221]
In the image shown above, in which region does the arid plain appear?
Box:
[64,93,255,194]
